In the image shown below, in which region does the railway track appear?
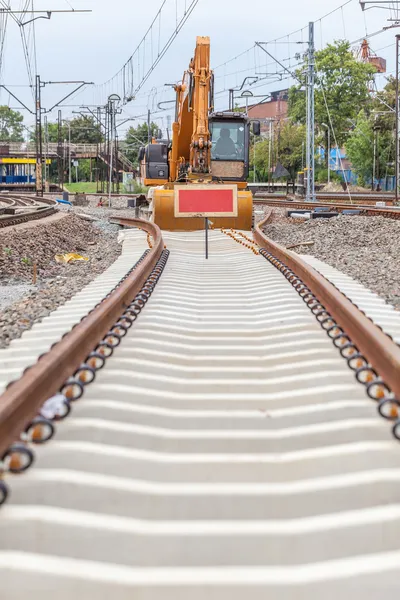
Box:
[1,217,400,598]
[0,195,57,229]
[255,192,396,206]
[254,196,400,219]
[316,192,395,202]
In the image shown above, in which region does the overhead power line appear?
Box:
[0,3,91,104]
[214,0,355,73]
[96,0,200,105]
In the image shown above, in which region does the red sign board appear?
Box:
[174,185,238,218]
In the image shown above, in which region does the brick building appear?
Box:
[245,89,289,132]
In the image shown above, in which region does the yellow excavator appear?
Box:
[139,36,260,231]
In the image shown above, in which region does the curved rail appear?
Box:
[0,206,57,228]
[0,196,58,228]
[0,218,164,456]
[254,210,400,400]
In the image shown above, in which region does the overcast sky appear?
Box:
[0,0,398,136]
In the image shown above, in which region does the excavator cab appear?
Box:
[139,143,169,186]
[209,112,250,183]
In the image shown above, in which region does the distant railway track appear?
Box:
[0,195,58,229]
[254,196,400,219]
[254,192,396,205]
[1,216,400,596]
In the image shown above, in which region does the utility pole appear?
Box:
[373,123,377,191]
[61,119,72,185]
[359,2,400,200]
[3,74,92,196]
[373,121,381,191]
[322,123,330,184]
[115,133,120,194]
[68,122,71,185]
[57,110,63,190]
[147,109,151,143]
[35,75,43,197]
[108,94,121,207]
[396,35,400,202]
[44,115,48,192]
[229,89,234,111]
[0,7,91,194]
[376,124,381,191]
[96,106,102,193]
[306,22,316,202]
[268,119,273,192]
[253,137,256,183]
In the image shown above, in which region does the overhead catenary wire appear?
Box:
[96,0,200,105]
[214,0,355,73]
[0,0,38,102]
[118,0,389,121]
[210,0,377,119]
[0,7,8,83]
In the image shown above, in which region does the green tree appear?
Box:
[68,115,102,144]
[288,40,375,146]
[277,122,305,180]
[32,115,103,144]
[0,106,25,141]
[124,122,160,166]
[251,139,271,182]
[346,110,393,185]
[250,122,305,182]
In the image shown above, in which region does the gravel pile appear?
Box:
[0,211,122,348]
[0,214,109,281]
[56,195,142,230]
[263,208,400,310]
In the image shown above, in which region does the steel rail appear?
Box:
[0,218,163,456]
[0,206,57,228]
[0,196,58,227]
[254,210,400,401]
[254,198,400,219]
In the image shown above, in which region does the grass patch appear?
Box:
[65,182,98,194]
[65,182,148,195]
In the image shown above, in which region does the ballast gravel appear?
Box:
[263,208,400,310]
[0,210,123,348]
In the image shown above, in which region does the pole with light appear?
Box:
[108,94,121,208]
[60,120,72,185]
[241,90,254,117]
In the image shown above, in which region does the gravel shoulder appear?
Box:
[262,207,400,311]
[0,197,137,349]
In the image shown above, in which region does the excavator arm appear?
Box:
[188,36,213,174]
[170,36,213,180]
[141,35,258,231]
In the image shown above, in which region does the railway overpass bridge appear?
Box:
[0,142,135,173]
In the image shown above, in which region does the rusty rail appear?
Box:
[0,206,57,228]
[254,210,400,400]
[254,198,400,219]
[0,197,58,228]
[0,218,163,455]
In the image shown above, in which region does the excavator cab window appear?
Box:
[209,114,249,182]
[210,121,246,161]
